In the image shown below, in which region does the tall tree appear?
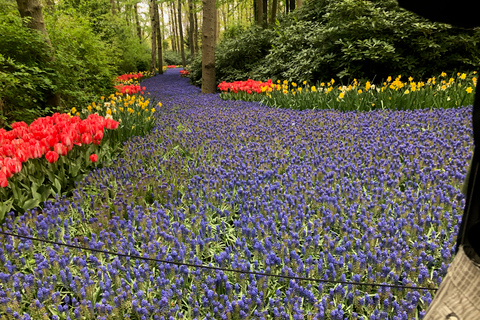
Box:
[201,0,215,93]
[134,2,142,40]
[16,0,60,107]
[255,0,263,26]
[150,0,157,73]
[110,0,116,15]
[170,5,177,51]
[177,0,186,67]
[194,5,199,53]
[188,0,195,56]
[172,1,180,53]
[270,0,277,23]
[154,0,164,73]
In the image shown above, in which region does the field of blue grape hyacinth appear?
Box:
[0,68,474,320]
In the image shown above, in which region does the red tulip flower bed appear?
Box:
[115,72,145,83]
[0,113,119,218]
[114,84,146,94]
[218,79,273,94]
[179,69,190,77]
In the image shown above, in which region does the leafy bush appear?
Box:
[0,1,59,126]
[163,50,191,66]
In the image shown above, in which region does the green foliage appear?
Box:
[0,0,152,127]
[0,1,59,125]
[163,50,191,66]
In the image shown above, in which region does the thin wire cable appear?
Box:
[0,230,438,291]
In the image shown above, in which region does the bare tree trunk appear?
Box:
[255,0,263,26]
[177,0,186,67]
[188,0,195,57]
[155,0,163,73]
[202,0,215,93]
[194,6,199,53]
[150,0,157,73]
[270,0,277,23]
[134,2,142,40]
[289,0,295,11]
[170,5,177,52]
[172,1,180,54]
[215,8,220,41]
[16,0,60,107]
[110,0,116,15]
[262,0,267,26]
[296,0,302,9]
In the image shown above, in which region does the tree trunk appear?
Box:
[262,0,267,26]
[172,1,180,54]
[256,0,263,26]
[296,0,302,9]
[285,0,289,13]
[270,0,277,23]
[110,0,116,15]
[16,0,60,107]
[155,0,163,74]
[170,5,177,52]
[216,8,220,41]
[202,0,215,93]
[289,0,295,12]
[150,0,157,73]
[177,0,186,67]
[188,0,195,57]
[194,6,199,53]
[134,2,142,40]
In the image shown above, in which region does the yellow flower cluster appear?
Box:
[79,94,158,125]
[263,72,477,100]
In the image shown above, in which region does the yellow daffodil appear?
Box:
[358,89,363,94]
[441,72,447,77]
[311,86,317,92]
[466,87,473,93]
[339,92,345,99]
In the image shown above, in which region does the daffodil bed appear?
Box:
[0,68,472,320]
[218,72,477,112]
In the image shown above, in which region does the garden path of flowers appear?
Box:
[0,68,474,320]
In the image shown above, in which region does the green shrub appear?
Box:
[163,50,191,66]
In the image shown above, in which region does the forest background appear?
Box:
[2,0,480,128]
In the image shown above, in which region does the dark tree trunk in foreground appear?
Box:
[154,0,163,74]
[202,0,216,93]
[177,0,186,67]
[16,0,60,107]
[150,0,157,73]
[110,0,116,15]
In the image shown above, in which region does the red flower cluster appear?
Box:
[218,79,273,94]
[114,84,146,94]
[115,73,144,82]
[179,69,190,77]
[0,113,119,187]
[167,65,177,69]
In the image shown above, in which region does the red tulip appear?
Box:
[89,154,98,163]
[93,130,104,141]
[54,143,68,156]
[0,171,8,188]
[4,158,22,174]
[105,119,119,130]
[45,151,59,163]
[81,133,93,145]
